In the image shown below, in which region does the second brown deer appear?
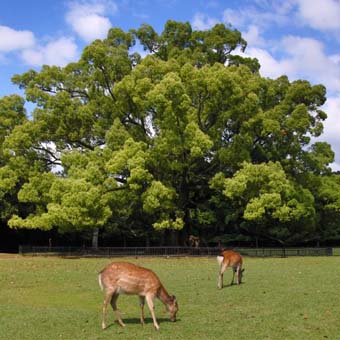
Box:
[98,261,178,331]
[217,250,244,289]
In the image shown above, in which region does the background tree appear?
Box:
[1,20,338,248]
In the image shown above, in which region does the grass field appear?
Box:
[1,255,340,340]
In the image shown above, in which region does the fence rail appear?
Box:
[18,246,333,257]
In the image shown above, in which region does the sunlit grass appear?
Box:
[1,254,340,339]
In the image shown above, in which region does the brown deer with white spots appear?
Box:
[98,262,178,331]
[217,250,244,289]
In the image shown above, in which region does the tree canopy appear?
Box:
[1,20,339,247]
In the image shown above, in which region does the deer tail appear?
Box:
[216,255,224,267]
[98,272,104,291]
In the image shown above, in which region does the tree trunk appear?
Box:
[179,227,188,246]
[145,233,150,248]
[170,230,179,246]
[92,228,99,249]
[159,231,165,246]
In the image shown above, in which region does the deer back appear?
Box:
[218,250,243,268]
[99,262,162,296]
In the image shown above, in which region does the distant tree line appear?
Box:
[1,20,340,250]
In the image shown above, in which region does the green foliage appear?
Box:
[47,178,112,231]
[135,21,247,66]
[1,20,339,245]
[0,95,26,151]
[142,181,175,213]
[0,166,18,199]
[211,162,316,244]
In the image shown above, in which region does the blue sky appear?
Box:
[1,0,340,169]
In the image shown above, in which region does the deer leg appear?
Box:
[102,291,113,330]
[218,272,223,289]
[230,268,236,286]
[145,295,159,331]
[236,266,241,285]
[139,296,146,325]
[218,263,227,289]
[110,294,125,327]
[236,266,243,284]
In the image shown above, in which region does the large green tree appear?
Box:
[2,20,338,247]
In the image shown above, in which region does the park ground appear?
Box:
[1,254,340,339]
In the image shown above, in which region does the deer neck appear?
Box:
[158,285,172,306]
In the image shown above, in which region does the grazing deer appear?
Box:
[217,250,244,289]
[98,262,178,331]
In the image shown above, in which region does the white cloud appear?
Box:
[0,25,78,67]
[296,0,340,31]
[220,2,340,94]
[243,25,266,47]
[225,1,340,37]
[222,4,293,30]
[329,54,340,64]
[0,26,35,52]
[66,1,117,42]
[71,15,111,41]
[238,36,340,93]
[279,36,340,91]
[321,95,340,169]
[330,162,340,171]
[222,8,246,28]
[323,96,340,142]
[234,46,291,79]
[21,37,78,67]
[192,13,219,30]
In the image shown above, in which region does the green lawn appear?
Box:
[1,254,340,340]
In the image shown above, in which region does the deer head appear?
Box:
[167,295,178,322]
